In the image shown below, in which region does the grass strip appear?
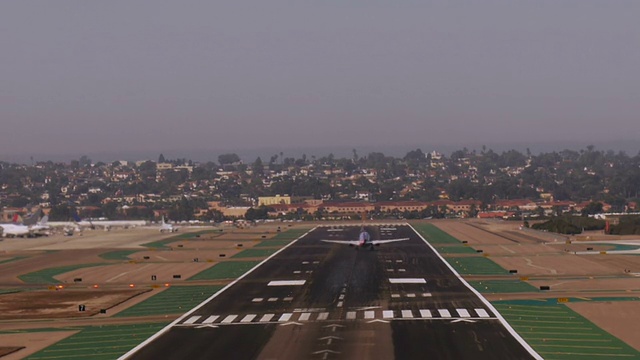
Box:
[114,285,222,317]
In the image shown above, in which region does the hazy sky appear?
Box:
[1,1,639,160]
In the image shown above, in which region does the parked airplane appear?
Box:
[321,226,409,250]
[159,217,178,233]
[0,222,31,238]
[0,212,48,238]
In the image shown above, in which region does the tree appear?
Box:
[158,153,166,163]
[252,157,264,176]
[218,153,241,165]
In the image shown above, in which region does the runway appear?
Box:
[122,224,540,360]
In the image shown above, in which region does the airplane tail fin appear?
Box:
[162,216,166,225]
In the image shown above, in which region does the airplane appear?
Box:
[320,226,409,250]
[0,222,32,238]
[0,213,49,237]
[159,216,178,233]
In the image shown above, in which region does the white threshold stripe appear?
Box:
[389,278,426,284]
[184,316,201,325]
[419,309,432,318]
[383,310,394,319]
[317,312,329,320]
[438,309,451,318]
[346,311,356,320]
[299,313,311,321]
[278,313,293,322]
[475,309,490,318]
[221,315,238,324]
[408,224,543,360]
[260,314,275,322]
[202,315,219,324]
[456,309,471,318]
[364,311,375,319]
[241,314,257,323]
[401,310,413,318]
[268,280,306,286]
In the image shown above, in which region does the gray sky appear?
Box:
[1,1,639,160]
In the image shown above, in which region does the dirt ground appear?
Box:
[568,301,640,351]
[491,254,620,276]
[0,289,146,319]
[56,262,215,285]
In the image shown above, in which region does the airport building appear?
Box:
[258,195,291,206]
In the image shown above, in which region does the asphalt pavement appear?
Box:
[122,224,540,360]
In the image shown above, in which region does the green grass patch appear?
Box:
[114,285,222,318]
[172,230,219,239]
[25,323,167,360]
[232,248,278,258]
[411,223,462,244]
[254,239,293,248]
[0,256,26,265]
[469,280,539,293]
[447,257,507,275]
[189,261,260,281]
[494,302,640,360]
[0,289,22,295]
[19,263,106,284]
[142,230,218,248]
[99,250,139,261]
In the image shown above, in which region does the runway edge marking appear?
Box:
[118,226,318,360]
[407,223,543,360]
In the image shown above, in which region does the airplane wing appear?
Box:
[371,238,410,245]
[320,240,361,246]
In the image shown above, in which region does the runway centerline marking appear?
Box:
[268,280,306,286]
[389,278,426,284]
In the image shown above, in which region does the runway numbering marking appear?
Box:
[493,301,640,360]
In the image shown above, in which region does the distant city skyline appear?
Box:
[2,139,639,165]
[2,1,639,159]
